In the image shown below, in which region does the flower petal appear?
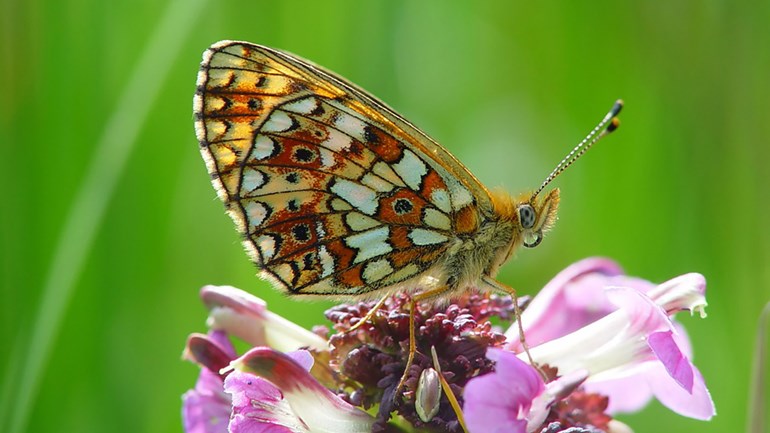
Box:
[464,349,544,433]
[526,369,589,432]
[649,362,715,420]
[183,354,232,431]
[524,288,670,381]
[184,332,236,379]
[231,347,375,433]
[645,273,708,318]
[224,370,305,433]
[182,374,231,433]
[506,257,657,350]
[182,330,237,433]
[201,285,328,352]
[648,331,693,392]
[582,372,654,414]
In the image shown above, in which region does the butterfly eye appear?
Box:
[523,231,543,248]
[518,204,536,229]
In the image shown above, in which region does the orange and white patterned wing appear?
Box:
[193,41,494,298]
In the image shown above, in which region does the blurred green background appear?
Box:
[2,1,768,432]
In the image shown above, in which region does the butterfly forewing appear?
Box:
[194,41,492,297]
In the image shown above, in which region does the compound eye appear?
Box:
[523,231,543,248]
[518,204,536,229]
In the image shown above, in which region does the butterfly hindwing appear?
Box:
[194,41,491,297]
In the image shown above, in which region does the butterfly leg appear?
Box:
[395,286,449,395]
[480,276,542,376]
[342,293,390,334]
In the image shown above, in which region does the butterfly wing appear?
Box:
[194,41,494,297]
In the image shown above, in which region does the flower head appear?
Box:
[504,258,714,420]
[182,287,377,433]
[182,331,235,433]
[462,257,714,432]
[182,258,714,433]
[463,348,544,433]
[325,293,517,432]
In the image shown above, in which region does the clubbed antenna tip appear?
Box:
[531,99,624,201]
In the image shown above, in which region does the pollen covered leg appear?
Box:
[342,294,389,334]
[395,286,450,396]
[481,276,544,378]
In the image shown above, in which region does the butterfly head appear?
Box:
[516,188,560,248]
[486,188,560,276]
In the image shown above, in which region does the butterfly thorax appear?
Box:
[440,207,517,293]
[438,188,560,295]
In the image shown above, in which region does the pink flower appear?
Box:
[182,286,375,433]
[503,257,715,420]
[463,349,544,433]
[183,258,715,433]
[227,348,375,433]
[201,285,328,352]
[182,331,234,433]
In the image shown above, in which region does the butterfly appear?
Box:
[193,43,621,417]
[194,40,620,305]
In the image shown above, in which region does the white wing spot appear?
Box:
[409,228,449,246]
[262,110,293,132]
[319,147,336,168]
[346,226,392,263]
[362,258,394,283]
[244,201,269,227]
[281,97,319,115]
[257,234,278,261]
[315,221,327,239]
[318,246,334,278]
[333,112,368,142]
[449,182,473,210]
[241,168,267,192]
[330,178,378,215]
[320,129,354,152]
[250,135,275,160]
[360,172,395,193]
[345,212,381,231]
[430,188,451,213]
[423,208,451,231]
[393,149,428,190]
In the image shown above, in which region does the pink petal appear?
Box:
[202,285,269,316]
[650,363,716,420]
[583,371,654,414]
[464,349,544,433]
[507,257,657,350]
[184,332,236,379]
[224,371,300,433]
[231,348,374,432]
[285,350,314,372]
[648,331,693,392]
[183,359,232,433]
[526,289,670,380]
[201,285,327,352]
[646,273,708,317]
[579,315,714,420]
[182,331,238,433]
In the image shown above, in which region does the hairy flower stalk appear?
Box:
[182,258,714,433]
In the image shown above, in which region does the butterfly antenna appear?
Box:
[530,99,623,201]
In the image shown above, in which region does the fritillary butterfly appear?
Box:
[193,41,620,304]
